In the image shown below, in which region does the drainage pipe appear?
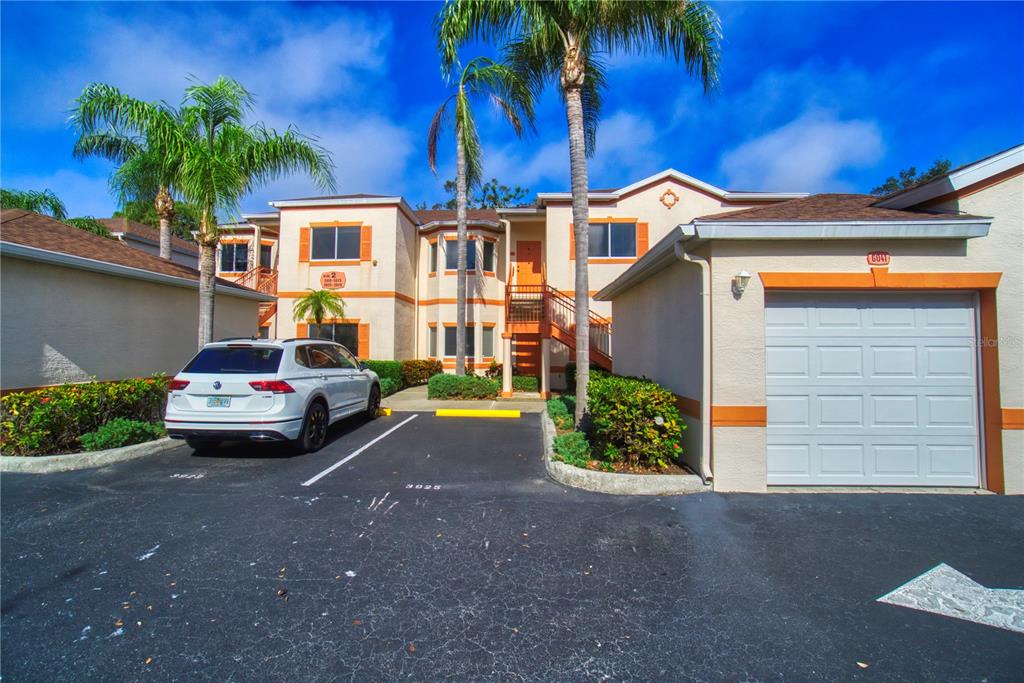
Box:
[674,239,712,484]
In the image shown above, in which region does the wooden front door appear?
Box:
[516,240,543,285]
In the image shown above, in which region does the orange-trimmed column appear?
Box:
[501,331,513,398]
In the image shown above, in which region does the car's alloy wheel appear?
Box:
[300,402,328,453]
[365,385,381,420]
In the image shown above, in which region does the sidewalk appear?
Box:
[382,385,547,413]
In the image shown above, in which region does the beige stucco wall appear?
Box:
[1,257,260,389]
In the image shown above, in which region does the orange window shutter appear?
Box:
[298,227,310,263]
[637,222,649,257]
[358,322,370,359]
[296,322,308,338]
[569,222,576,260]
[360,225,373,261]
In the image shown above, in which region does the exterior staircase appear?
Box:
[258,302,277,326]
[506,284,612,370]
[235,265,279,295]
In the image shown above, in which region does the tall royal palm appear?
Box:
[438,0,720,422]
[427,57,534,376]
[71,84,183,260]
[170,77,334,347]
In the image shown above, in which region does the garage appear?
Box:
[766,292,981,487]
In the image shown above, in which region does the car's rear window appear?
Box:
[183,347,283,374]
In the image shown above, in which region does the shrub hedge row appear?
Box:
[1,376,169,456]
[362,360,403,387]
[511,375,539,392]
[587,374,684,469]
[427,374,499,400]
[401,360,443,387]
[80,418,165,451]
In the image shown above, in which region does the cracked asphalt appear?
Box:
[2,412,1023,681]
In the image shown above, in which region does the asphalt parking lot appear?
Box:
[2,412,1023,681]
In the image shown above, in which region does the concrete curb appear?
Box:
[541,413,710,496]
[1,437,180,474]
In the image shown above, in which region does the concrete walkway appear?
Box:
[382,384,547,413]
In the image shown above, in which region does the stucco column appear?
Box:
[501,333,513,397]
[540,337,551,399]
[248,224,262,271]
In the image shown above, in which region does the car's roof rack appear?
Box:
[215,336,260,342]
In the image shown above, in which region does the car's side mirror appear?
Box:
[360,362,368,371]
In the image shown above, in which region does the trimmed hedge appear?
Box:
[80,418,165,451]
[1,376,169,456]
[379,377,400,397]
[362,360,403,388]
[587,374,684,469]
[552,432,590,468]
[565,362,610,389]
[401,359,442,387]
[512,375,539,392]
[427,374,499,400]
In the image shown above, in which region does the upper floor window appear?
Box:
[429,242,438,274]
[482,240,495,272]
[259,243,273,268]
[312,226,360,261]
[589,222,636,258]
[445,239,477,271]
[220,243,248,272]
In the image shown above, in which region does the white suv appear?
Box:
[165,338,381,453]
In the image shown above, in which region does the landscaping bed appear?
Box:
[362,359,443,398]
[547,372,693,475]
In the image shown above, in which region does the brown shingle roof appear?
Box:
[97,217,199,255]
[1,209,250,292]
[697,193,986,222]
[282,193,393,201]
[415,209,500,224]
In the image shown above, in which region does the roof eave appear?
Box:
[0,241,274,302]
[417,220,504,231]
[690,218,992,239]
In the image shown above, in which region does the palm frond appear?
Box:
[72,131,144,163]
[427,96,454,174]
[0,188,68,219]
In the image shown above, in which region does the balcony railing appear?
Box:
[235,266,278,295]
[505,284,612,367]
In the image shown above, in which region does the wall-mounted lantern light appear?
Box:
[732,270,752,295]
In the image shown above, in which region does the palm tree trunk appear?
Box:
[455,130,468,377]
[197,211,217,348]
[154,186,175,261]
[565,84,590,425]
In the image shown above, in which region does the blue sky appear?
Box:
[2,1,1022,218]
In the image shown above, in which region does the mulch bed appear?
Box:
[579,460,693,475]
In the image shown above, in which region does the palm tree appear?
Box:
[0,188,68,219]
[427,56,535,375]
[437,0,720,423]
[292,289,347,333]
[70,84,183,260]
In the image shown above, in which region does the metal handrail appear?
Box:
[505,284,612,359]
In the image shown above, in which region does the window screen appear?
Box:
[311,226,360,260]
[444,326,475,357]
[588,223,636,258]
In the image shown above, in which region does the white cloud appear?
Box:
[719,110,884,192]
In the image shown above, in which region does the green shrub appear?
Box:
[1,376,169,456]
[565,362,610,390]
[587,374,684,469]
[378,377,400,397]
[546,398,574,431]
[485,361,502,379]
[79,418,165,451]
[427,373,499,400]
[362,360,403,388]
[401,359,442,387]
[553,431,590,468]
[512,374,539,392]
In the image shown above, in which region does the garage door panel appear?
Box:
[766,293,980,487]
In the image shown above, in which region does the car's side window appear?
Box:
[294,346,311,368]
[307,345,341,370]
[336,347,359,370]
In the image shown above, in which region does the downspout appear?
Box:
[674,236,712,484]
[413,222,420,359]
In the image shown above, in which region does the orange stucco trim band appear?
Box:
[673,394,701,420]
[1003,408,1024,430]
[712,405,767,427]
[418,297,503,306]
[759,268,1002,290]
[277,291,414,304]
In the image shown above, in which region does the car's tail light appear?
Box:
[168,379,190,391]
[249,380,295,394]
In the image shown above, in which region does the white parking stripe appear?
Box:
[300,414,418,487]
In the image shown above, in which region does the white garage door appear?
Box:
[766,292,981,486]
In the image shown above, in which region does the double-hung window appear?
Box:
[259,243,273,268]
[219,243,248,272]
[429,242,438,274]
[309,322,359,355]
[445,239,476,271]
[428,326,438,357]
[312,226,360,261]
[482,240,495,272]
[588,222,636,258]
[444,326,475,357]
[482,326,494,357]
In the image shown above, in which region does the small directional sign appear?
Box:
[878,563,1024,634]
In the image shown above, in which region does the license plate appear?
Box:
[207,396,231,408]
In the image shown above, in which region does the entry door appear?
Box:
[516,241,543,285]
[765,292,980,487]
